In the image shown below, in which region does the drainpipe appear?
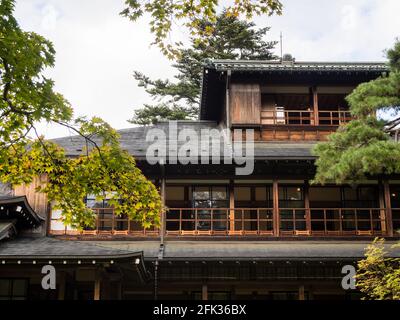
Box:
[154,160,166,300]
[225,70,232,143]
[154,260,159,300]
[160,160,166,246]
[225,70,232,129]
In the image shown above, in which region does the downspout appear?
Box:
[154,260,159,300]
[225,70,232,133]
[154,160,166,300]
[160,160,166,247]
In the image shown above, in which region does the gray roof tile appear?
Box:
[51,121,316,160]
[0,237,142,260]
[90,240,400,260]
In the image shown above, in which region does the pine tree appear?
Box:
[313,40,400,184]
[129,12,278,125]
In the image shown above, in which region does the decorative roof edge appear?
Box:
[0,196,45,225]
[204,59,389,72]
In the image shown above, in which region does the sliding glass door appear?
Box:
[192,186,229,231]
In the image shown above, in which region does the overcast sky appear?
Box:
[14,0,400,138]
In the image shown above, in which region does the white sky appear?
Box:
[14,0,400,138]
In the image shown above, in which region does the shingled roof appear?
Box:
[51,121,316,161]
[90,240,400,260]
[0,237,143,260]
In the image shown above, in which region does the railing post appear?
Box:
[195,209,198,234]
[312,86,319,125]
[354,209,358,233]
[241,209,244,233]
[111,208,115,234]
[273,179,280,236]
[383,180,394,236]
[229,180,235,233]
[179,209,182,235]
[324,209,328,235]
[95,210,99,233]
[210,209,213,234]
[379,179,387,233]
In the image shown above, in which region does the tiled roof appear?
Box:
[51,121,316,160]
[205,59,389,73]
[0,237,143,260]
[91,240,400,260]
[0,237,149,280]
[0,196,45,228]
[0,221,17,241]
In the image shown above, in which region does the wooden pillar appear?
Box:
[383,180,394,237]
[94,272,101,301]
[57,272,66,301]
[202,284,208,301]
[304,181,311,233]
[273,179,280,236]
[312,86,319,125]
[229,180,235,232]
[379,180,387,233]
[298,285,305,301]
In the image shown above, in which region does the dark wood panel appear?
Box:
[230,84,261,125]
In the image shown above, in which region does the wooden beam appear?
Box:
[383,180,394,237]
[273,179,280,236]
[202,284,208,301]
[312,86,319,125]
[229,180,235,232]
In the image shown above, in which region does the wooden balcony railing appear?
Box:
[165,208,274,236]
[279,208,385,236]
[50,207,392,237]
[165,207,387,237]
[261,110,352,126]
[391,208,400,234]
[50,207,160,236]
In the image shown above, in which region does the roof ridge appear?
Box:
[208,59,388,65]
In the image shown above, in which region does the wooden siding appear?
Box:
[14,174,48,218]
[230,84,261,125]
[261,127,335,141]
[233,127,336,142]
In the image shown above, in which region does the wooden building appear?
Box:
[1,61,400,300]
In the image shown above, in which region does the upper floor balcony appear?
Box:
[200,60,388,142]
[229,84,356,142]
